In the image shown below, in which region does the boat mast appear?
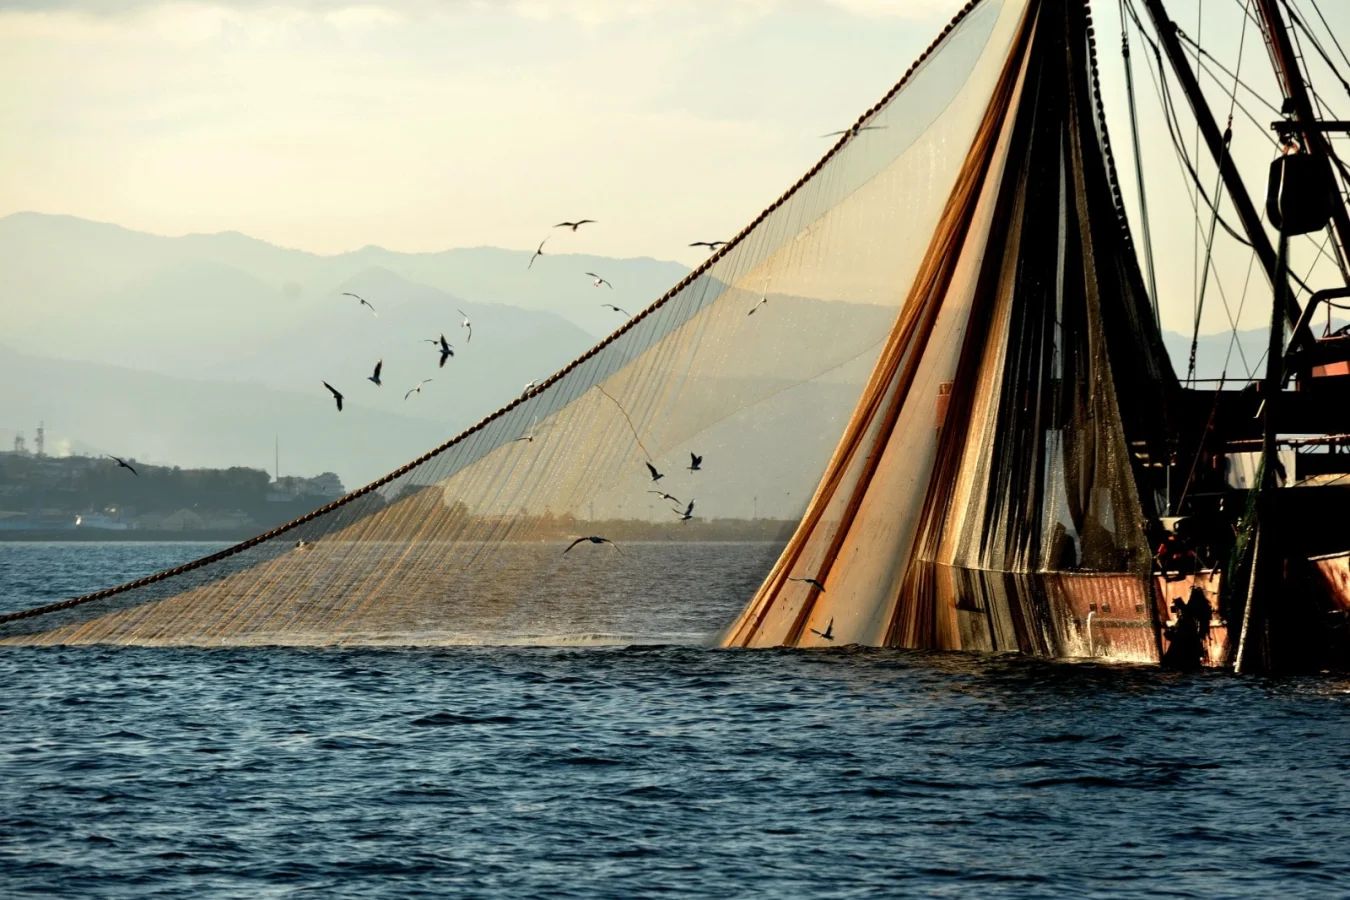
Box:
[1254,0,1350,284]
[1139,0,1308,341]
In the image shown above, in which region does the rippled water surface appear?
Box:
[3,542,1349,898]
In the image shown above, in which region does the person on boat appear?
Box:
[1162,587,1212,671]
[1154,527,1198,581]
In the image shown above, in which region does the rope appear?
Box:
[1187,3,1250,385]
[1119,0,1162,325]
[594,385,652,463]
[0,0,999,629]
[1305,0,1350,77]
[1283,0,1350,101]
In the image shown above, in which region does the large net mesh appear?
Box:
[1,0,1169,651]
[726,0,1177,655]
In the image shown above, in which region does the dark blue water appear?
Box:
[2,543,1349,898]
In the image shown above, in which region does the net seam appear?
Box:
[0,0,992,628]
[1081,0,1137,252]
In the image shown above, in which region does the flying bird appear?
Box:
[527,238,547,269]
[673,500,695,521]
[687,452,702,472]
[437,333,455,368]
[342,292,378,316]
[689,241,726,250]
[513,416,552,443]
[789,576,827,593]
[554,220,596,231]
[645,462,664,483]
[748,297,768,316]
[810,617,835,641]
[648,491,682,504]
[404,379,432,400]
[601,304,631,317]
[821,124,888,138]
[563,535,622,554]
[522,379,538,398]
[106,454,138,476]
[322,381,344,411]
[367,359,383,387]
[586,272,612,289]
[457,309,472,343]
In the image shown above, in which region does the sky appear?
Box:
[0,0,964,263]
[3,0,1350,339]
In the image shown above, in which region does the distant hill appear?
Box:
[202,267,599,424]
[0,346,449,488]
[6,211,1348,493]
[1161,321,1348,383]
[0,211,690,366]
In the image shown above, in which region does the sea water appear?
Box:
[1,541,1348,898]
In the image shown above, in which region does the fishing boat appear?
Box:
[3,0,1347,673]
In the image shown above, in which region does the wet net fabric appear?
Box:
[726,0,1178,653]
[0,0,1039,647]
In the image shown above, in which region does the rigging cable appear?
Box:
[1187,2,1251,385]
[1283,1,1350,101]
[1174,29,1283,116]
[1282,0,1350,283]
[1139,35,1253,377]
[1176,33,1345,278]
[1125,1,1254,247]
[1125,0,1323,296]
[1305,0,1350,76]
[1192,0,1204,339]
[1119,0,1162,326]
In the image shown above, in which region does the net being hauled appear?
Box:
[1,0,1174,651]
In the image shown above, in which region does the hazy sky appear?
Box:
[1,0,964,260]
[3,0,1350,339]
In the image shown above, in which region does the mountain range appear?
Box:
[2,212,688,486]
[3,211,1343,489]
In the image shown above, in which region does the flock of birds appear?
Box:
[89,122,891,646]
[316,219,739,414]
[302,217,738,558]
[318,291,467,411]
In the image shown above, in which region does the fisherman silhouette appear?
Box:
[1162,586,1212,671]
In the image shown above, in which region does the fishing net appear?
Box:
[726,0,1178,656]
[1,0,1172,651]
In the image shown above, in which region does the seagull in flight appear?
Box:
[404,379,432,400]
[322,381,344,411]
[367,359,383,387]
[821,124,887,138]
[457,309,472,343]
[527,238,547,269]
[587,272,612,289]
[342,292,378,316]
[689,241,726,250]
[810,617,835,641]
[789,576,826,593]
[748,297,768,316]
[555,219,596,232]
[672,499,695,522]
[436,333,455,368]
[513,416,553,443]
[563,535,622,554]
[601,304,631,317]
[522,379,538,398]
[106,454,138,476]
[687,452,702,472]
[648,491,682,504]
[645,462,664,483]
